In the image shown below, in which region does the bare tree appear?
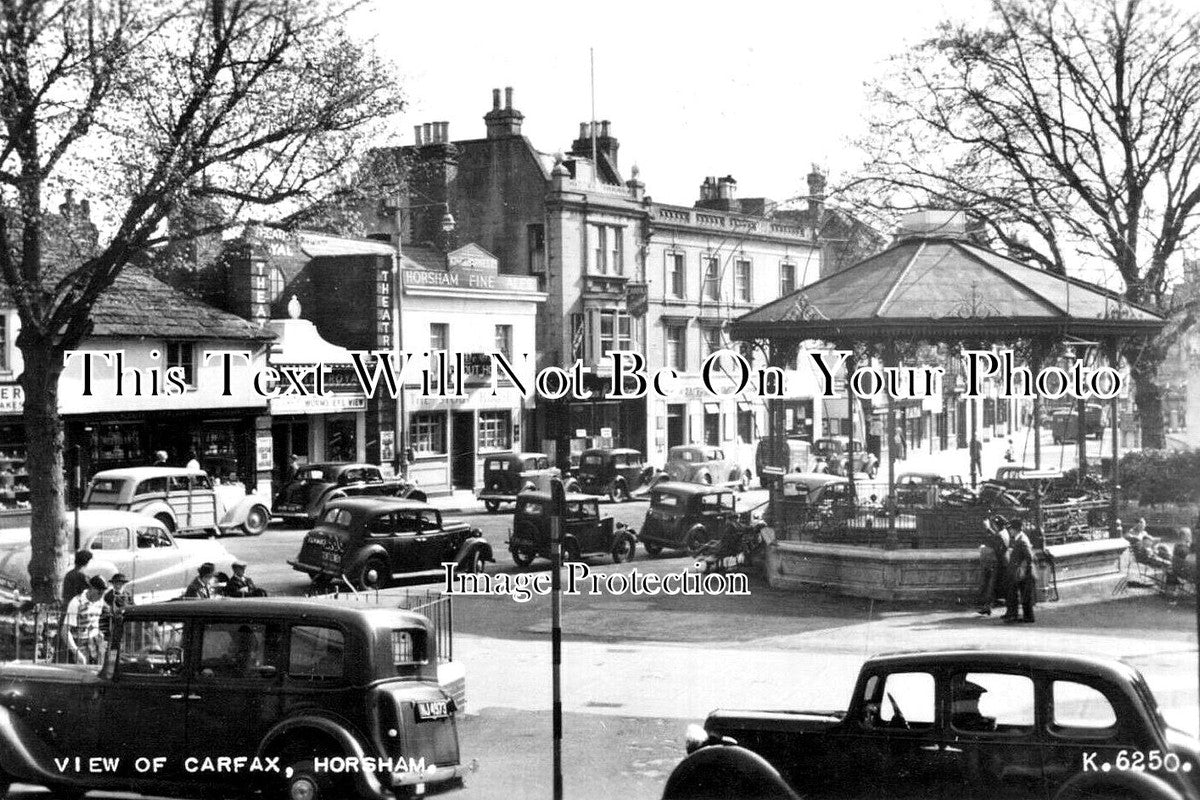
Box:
[846,0,1200,447]
[0,0,402,602]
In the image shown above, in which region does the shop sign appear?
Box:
[255,435,273,471]
[600,427,613,438]
[0,384,22,414]
[270,395,367,415]
[402,268,539,293]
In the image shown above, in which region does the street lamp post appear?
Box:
[392,199,456,480]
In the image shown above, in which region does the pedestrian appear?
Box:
[61,549,94,602]
[224,561,267,598]
[185,450,201,471]
[1004,439,1014,463]
[976,515,1010,615]
[969,438,983,478]
[62,575,108,664]
[151,450,169,466]
[185,562,217,599]
[287,453,301,481]
[813,457,828,474]
[892,425,907,462]
[864,452,879,480]
[100,573,134,640]
[1002,519,1036,623]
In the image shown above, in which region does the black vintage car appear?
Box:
[507,490,637,566]
[0,599,471,800]
[665,650,1200,800]
[476,452,578,513]
[639,482,740,556]
[289,497,492,589]
[574,447,661,502]
[274,462,427,524]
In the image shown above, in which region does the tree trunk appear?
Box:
[20,340,68,604]
[1128,358,1165,451]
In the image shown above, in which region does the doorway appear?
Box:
[666,404,686,449]
[451,412,476,489]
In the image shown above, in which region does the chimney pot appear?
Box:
[505,86,513,110]
[423,122,432,143]
[600,120,611,138]
[414,125,423,146]
[441,121,450,142]
[579,122,589,139]
[492,88,501,110]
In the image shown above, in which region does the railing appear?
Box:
[305,584,454,664]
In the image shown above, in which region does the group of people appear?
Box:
[58,550,134,664]
[811,451,880,478]
[184,561,267,599]
[1126,518,1196,589]
[976,514,1038,623]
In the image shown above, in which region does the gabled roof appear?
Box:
[731,236,1165,341]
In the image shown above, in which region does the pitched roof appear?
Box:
[731,236,1165,341]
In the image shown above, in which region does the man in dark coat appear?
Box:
[1003,519,1036,623]
[184,563,216,599]
[976,515,1009,615]
[61,549,93,602]
[223,562,267,598]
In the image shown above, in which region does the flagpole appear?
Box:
[590,48,598,171]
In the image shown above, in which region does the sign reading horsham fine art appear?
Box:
[402,268,539,293]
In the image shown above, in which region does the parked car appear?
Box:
[0,510,237,601]
[1048,403,1106,443]
[755,437,813,487]
[288,496,492,589]
[477,452,577,513]
[812,436,869,474]
[574,448,661,502]
[507,491,637,566]
[894,471,966,506]
[273,462,426,524]
[639,483,742,556]
[763,472,854,529]
[665,445,750,489]
[665,650,1200,800]
[0,599,471,799]
[83,467,271,536]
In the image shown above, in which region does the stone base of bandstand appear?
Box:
[765,537,1130,604]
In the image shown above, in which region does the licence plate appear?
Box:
[415,700,449,721]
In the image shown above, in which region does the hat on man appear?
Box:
[87,575,108,591]
[198,562,215,577]
[232,561,248,571]
[110,573,129,584]
[954,679,987,700]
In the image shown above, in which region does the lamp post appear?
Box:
[392,199,456,479]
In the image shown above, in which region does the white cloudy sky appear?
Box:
[351,0,990,206]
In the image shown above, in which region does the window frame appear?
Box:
[665,323,687,372]
[779,261,797,295]
[410,411,447,455]
[702,256,720,301]
[166,341,196,387]
[666,251,686,298]
[477,410,512,452]
[734,258,752,302]
[429,323,449,353]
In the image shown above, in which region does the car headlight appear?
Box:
[684,723,710,754]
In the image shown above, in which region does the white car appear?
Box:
[0,510,238,601]
[83,467,270,536]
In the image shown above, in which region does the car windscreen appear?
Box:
[297,468,327,482]
[581,454,603,468]
[651,492,680,508]
[670,449,697,462]
[87,478,125,500]
[319,507,352,527]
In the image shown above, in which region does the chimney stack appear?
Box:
[485,86,524,138]
[414,124,423,146]
[569,119,620,177]
[492,88,501,111]
[807,166,827,222]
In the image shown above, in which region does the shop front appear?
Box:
[404,386,527,492]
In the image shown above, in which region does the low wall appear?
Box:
[765,535,1129,603]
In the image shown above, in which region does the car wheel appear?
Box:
[275,758,336,800]
[612,533,636,564]
[407,490,427,503]
[461,547,486,574]
[685,525,711,555]
[511,545,536,567]
[154,512,175,532]
[484,499,501,513]
[356,557,391,591]
[609,481,628,503]
[242,504,270,536]
[643,541,664,557]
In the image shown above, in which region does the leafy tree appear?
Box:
[0,0,403,602]
[848,0,1200,447]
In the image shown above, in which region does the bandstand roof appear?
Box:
[730,236,1165,342]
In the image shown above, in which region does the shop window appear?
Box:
[703,404,720,446]
[667,252,686,298]
[734,259,752,302]
[702,256,720,301]
[665,323,687,372]
[478,411,511,452]
[326,416,357,462]
[166,341,196,386]
[411,412,446,455]
[780,262,796,295]
[429,323,448,352]
[494,325,513,360]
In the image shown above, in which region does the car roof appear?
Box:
[781,472,848,486]
[485,452,547,462]
[866,649,1141,683]
[324,496,433,513]
[126,597,432,629]
[0,510,166,544]
[581,448,642,457]
[301,462,373,472]
[650,481,734,496]
[517,490,597,503]
[93,467,205,479]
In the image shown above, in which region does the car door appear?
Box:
[94,616,191,781]
[411,508,456,568]
[187,474,219,528]
[132,525,188,597]
[1039,676,1137,797]
[186,620,285,773]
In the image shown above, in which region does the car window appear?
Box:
[652,492,679,508]
[523,458,540,470]
[517,500,545,516]
[952,672,1035,734]
[536,457,550,470]
[613,454,627,467]
[363,468,383,483]
[198,623,275,680]
[342,469,365,484]
[782,481,811,499]
[298,468,327,482]
[137,527,173,549]
[392,629,428,668]
[289,625,345,681]
[1052,681,1117,732]
[487,460,504,471]
[419,510,441,531]
[710,450,723,461]
[627,455,643,468]
[873,671,935,730]
[368,512,397,536]
[320,507,352,527]
[672,450,695,463]
[89,478,125,496]
[90,527,131,550]
[582,454,602,467]
[119,619,186,677]
[135,477,169,495]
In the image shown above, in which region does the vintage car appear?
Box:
[755,437,813,487]
[0,599,471,800]
[83,467,271,536]
[288,496,493,589]
[0,510,237,601]
[639,483,742,556]
[477,452,577,513]
[894,471,966,507]
[813,436,870,474]
[763,472,855,530]
[507,491,637,566]
[664,445,751,489]
[574,448,662,502]
[665,650,1200,800]
[273,462,427,524]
